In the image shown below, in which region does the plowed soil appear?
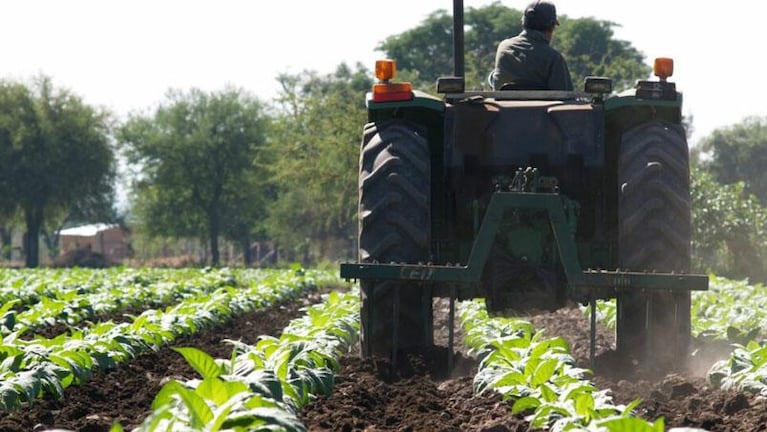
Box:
[0,290,764,432]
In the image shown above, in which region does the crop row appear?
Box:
[696,277,767,397]
[127,288,360,432]
[589,276,767,401]
[0,267,247,336]
[0,268,329,410]
[0,267,223,307]
[459,300,685,432]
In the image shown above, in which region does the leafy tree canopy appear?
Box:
[377,2,651,92]
[697,116,767,206]
[691,167,767,281]
[0,75,115,267]
[119,87,270,266]
[264,63,370,263]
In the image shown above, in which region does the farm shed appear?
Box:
[59,223,129,263]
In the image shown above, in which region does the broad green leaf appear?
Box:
[195,377,236,406]
[221,406,307,432]
[512,395,541,414]
[245,369,285,401]
[749,344,767,369]
[538,383,557,403]
[573,393,595,417]
[531,358,558,387]
[151,380,186,410]
[173,347,222,379]
[530,336,569,358]
[493,370,526,388]
[621,399,643,416]
[207,394,243,432]
[0,385,20,410]
[597,416,664,432]
[173,380,215,427]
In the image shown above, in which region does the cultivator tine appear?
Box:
[589,295,596,370]
[676,290,691,357]
[448,287,456,372]
[644,292,653,363]
[392,285,400,367]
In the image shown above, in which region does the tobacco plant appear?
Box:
[133,288,359,431]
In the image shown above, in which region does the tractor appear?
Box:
[340,0,708,367]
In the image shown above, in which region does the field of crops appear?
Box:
[0,268,765,431]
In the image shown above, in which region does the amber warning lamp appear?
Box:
[372,59,413,103]
[653,57,674,81]
[636,57,677,100]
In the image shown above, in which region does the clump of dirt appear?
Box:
[300,343,535,432]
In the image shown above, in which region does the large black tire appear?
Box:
[358,120,432,358]
[616,121,692,363]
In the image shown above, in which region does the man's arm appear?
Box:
[548,53,574,91]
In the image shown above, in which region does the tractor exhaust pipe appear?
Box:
[453,0,464,77]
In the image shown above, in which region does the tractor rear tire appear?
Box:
[617,121,691,363]
[358,120,432,358]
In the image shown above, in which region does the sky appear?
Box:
[0,0,764,146]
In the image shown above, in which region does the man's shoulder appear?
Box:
[499,31,532,48]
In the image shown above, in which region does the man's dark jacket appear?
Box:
[491,29,573,91]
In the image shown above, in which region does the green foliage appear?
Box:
[698,116,767,206]
[556,18,651,91]
[0,75,116,267]
[586,275,767,398]
[708,340,767,397]
[377,9,459,90]
[135,286,359,431]
[264,64,369,262]
[174,347,223,379]
[0,267,329,410]
[694,278,767,406]
[119,87,270,266]
[691,167,767,281]
[587,276,767,344]
[377,3,650,92]
[459,300,649,430]
[692,276,767,343]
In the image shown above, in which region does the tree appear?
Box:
[220,167,272,266]
[377,2,650,92]
[698,116,767,206]
[119,87,270,266]
[0,76,116,267]
[264,63,369,263]
[556,18,651,91]
[691,167,767,282]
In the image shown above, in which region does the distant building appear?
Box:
[59,223,129,263]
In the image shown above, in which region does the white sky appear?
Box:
[0,0,762,146]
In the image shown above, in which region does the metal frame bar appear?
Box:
[341,191,708,297]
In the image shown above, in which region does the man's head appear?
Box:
[522,0,559,32]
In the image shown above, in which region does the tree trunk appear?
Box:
[0,226,11,261]
[24,206,43,268]
[241,237,252,267]
[42,229,61,260]
[208,213,220,267]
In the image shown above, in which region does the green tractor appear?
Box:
[341,1,708,367]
